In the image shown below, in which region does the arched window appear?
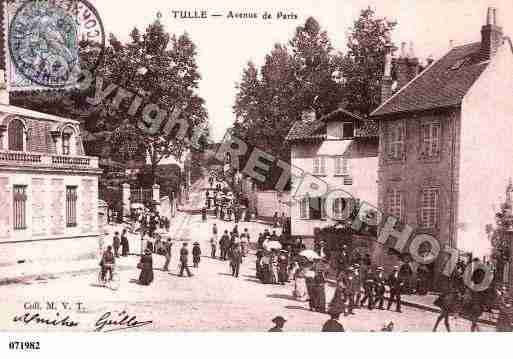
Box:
[62,127,75,155]
[8,119,25,151]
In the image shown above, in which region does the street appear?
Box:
[0,191,494,332]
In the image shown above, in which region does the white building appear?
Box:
[286,108,379,238]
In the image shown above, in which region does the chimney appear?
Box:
[381,39,395,103]
[301,108,316,123]
[395,41,420,91]
[480,7,503,61]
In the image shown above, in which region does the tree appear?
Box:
[233,17,345,185]
[101,19,208,181]
[342,7,397,116]
[13,15,209,184]
[490,183,513,283]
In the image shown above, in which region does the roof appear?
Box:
[285,119,326,142]
[286,108,377,143]
[0,103,78,124]
[372,42,489,117]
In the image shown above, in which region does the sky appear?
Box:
[90,0,513,141]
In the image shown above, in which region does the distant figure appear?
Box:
[112,231,120,258]
[230,243,243,278]
[268,316,286,332]
[322,312,345,332]
[162,238,172,272]
[120,229,129,256]
[138,249,154,286]
[210,237,217,258]
[212,223,218,240]
[201,207,207,222]
[273,212,278,228]
[179,243,193,277]
[387,266,403,313]
[99,245,115,281]
[192,242,202,268]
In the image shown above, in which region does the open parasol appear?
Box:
[299,249,322,260]
[264,241,282,250]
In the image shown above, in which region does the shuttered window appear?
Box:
[66,186,78,227]
[8,119,24,151]
[13,185,27,230]
[420,188,438,228]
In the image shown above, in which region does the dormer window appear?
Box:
[61,127,75,155]
[8,119,26,151]
[332,122,354,139]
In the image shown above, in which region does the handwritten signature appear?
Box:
[94,311,153,332]
[13,310,152,332]
[13,312,79,327]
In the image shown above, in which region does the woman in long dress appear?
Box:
[269,249,279,284]
[292,262,308,301]
[138,249,154,285]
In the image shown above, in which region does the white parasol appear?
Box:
[264,240,282,250]
[299,249,322,260]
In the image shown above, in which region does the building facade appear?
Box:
[286,108,379,238]
[371,7,513,271]
[0,101,102,266]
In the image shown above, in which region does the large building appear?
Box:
[371,7,513,271]
[0,92,102,265]
[286,108,379,238]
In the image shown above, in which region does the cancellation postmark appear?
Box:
[7,0,105,89]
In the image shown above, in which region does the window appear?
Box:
[333,122,354,139]
[66,186,78,227]
[388,189,402,220]
[343,177,353,185]
[334,157,348,176]
[420,121,440,158]
[420,188,438,228]
[299,197,308,219]
[388,122,405,160]
[308,197,325,220]
[13,185,27,230]
[333,198,347,219]
[313,157,326,175]
[62,134,71,155]
[8,119,25,151]
[62,128,75,155]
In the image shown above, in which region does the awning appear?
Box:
[317,139,352,156]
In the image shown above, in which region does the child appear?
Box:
[192,242,202,268]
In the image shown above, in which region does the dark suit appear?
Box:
[179,247,192,277]
[373,273,386,309]
[387,271,403,312]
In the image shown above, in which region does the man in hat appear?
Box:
[162,238,173,271]
[373,267,386,310]
[230,242,243,277]
[322,311,345,332]
[268,316,286,332]
[344,267,356,315]
[192,242,201,268]
[360,267,376,310]
[179,243,193,277]
[112,231,121,258]
[387,266,403,312]
[352,264,363,309]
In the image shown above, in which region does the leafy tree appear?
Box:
[13,15,209,184]
[342,7,397,116]
[233,17,345,187]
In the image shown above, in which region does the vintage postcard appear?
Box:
[1,0,513,345]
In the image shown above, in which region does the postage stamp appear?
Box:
[5,0,105,90]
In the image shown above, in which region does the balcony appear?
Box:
[0,150,99,170]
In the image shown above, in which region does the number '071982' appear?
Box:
[8,341,40,350]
